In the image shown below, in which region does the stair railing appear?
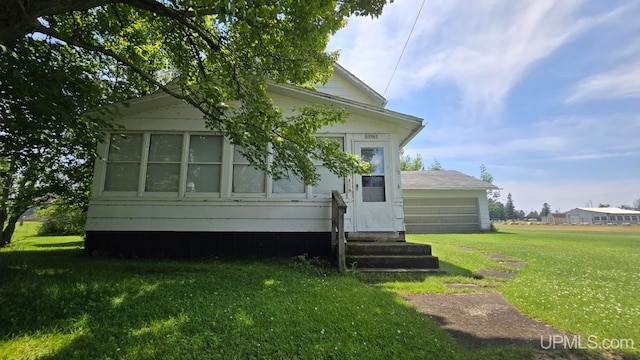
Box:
[331,190,347,273]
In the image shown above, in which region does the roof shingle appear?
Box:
[401,170,500,190]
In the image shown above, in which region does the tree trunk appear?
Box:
[1,216,18,247]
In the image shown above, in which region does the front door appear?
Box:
[354,141,394,231]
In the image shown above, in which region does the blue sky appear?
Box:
[328,0,640,213]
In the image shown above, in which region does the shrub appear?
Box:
[37,204,86,236]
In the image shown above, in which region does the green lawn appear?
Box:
[1,223,638,359]
[0,223,525,360]
[405,224,639,357]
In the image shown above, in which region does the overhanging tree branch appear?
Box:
[33,22,224,125]
[121,0,221,52]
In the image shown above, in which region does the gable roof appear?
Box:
[401,170,499,190]
[268,81,423,147]
[328,64,387,107]
[571,207,640,215]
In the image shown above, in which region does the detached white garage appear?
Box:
[401,171,499,233]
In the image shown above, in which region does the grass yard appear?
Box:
[1,223,638,359]
[0,223,531,360]
[402,224,640,358]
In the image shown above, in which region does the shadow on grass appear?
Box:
[32,241,84,249]
[353,261,477,285]
[437,261,476,277]
[0,245,467,359]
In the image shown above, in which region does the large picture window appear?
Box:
[103,133,346,198]
[103,132,222,195]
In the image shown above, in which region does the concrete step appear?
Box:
[346,254,440,270]
[346,242,433,256]
[346,232,405,242]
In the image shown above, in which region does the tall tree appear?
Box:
[400,150,424,171]
[427,159,442,171]
[0,1,392,245]
[0,39,117,246]
[488,201,506,221]
[540,202,551,217]
[634,198,640,211]
[505,193,515,220]
[526,210,540,221]
[480,164,500,201]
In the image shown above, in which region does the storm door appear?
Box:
[354,142,394,231]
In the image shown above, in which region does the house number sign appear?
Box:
[364,134,379,139]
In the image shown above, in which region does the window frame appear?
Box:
[183,134,223,198]
[102,133,144,196]
[231,145,267,197]
[143,133,184,196]
[102,132,223,198]
[311,136,347,198]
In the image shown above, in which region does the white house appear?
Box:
[565,207,640,225]
[400,170,498,233]
[84,65,424,257]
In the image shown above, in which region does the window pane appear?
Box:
[146,164,180,192]
[313,166,344,194]
[189,135,221,163]
[233,165,265,193]
[108,134,142,161]
[148,134,182,162]
[362,175,385,202]
[105,163,140,191]
[234,146,247,162]
[186,164,220,192]
[361,147,384,174]
[312,137,344,165]
[273,175,305,194]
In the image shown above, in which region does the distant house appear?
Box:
[565,207,640,224]
[542,213,567,225]
[400,170,499,233]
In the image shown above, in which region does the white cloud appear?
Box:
[566,61,640,103]
[329,0,612,119]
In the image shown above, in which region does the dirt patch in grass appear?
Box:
[403,292,568,349]
[445,283,483,289]
[476,268,516,279]
[484,252,520,261]
[500,261,527,269]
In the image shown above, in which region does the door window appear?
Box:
[361,147,385,202]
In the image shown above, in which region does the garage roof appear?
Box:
[401,170,500,190]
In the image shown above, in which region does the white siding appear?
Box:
[87,88,411,234]
[317,75,380,106]
[86,199,354,232]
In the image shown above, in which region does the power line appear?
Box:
[383,0,426,97]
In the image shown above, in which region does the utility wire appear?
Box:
[383,0,426,96]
